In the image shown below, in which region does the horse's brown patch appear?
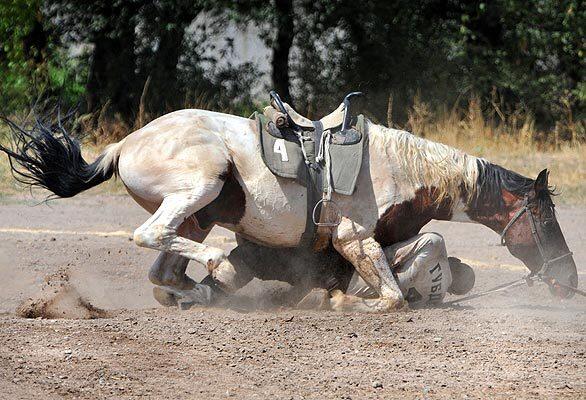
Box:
[465,188,520,234]
[195,164,246,230]
[374,187,453,247]
[465,188,546,271]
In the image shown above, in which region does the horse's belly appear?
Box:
[226,176,306,247]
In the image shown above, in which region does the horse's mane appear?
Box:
[474,161,533,208]
[474,161,556,212]
[371,123,479,204]
[369,121,554,212]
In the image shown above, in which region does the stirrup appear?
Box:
[312,198,342,227]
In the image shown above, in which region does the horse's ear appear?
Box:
[534,168,549,192]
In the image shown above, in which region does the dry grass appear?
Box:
[400,96,585,204]
[1,99,584,204]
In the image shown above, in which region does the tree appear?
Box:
[0,0,50,111]
[456,0,585,132]
[271,0,294,103]
[139,0,204,113]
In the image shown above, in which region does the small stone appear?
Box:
[372,381,383,389]
[64,349,72,355]
[433,337,442,342]
[187,328,196,334]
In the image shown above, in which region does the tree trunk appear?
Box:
[147,14,195,113]
[271,0,294,104]
[86,6,138,122]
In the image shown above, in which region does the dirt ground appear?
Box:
[0,193,584,399]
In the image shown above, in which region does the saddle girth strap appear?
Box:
[299,121,324,249]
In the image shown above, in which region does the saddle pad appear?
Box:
[256,113,366,196]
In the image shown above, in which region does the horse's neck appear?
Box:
[374,186,455,247]
[462,198,511,239]
[458,161,532,235]
[370,123,525,242]
[370,122,480,220]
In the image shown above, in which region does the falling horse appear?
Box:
[0,102,578,312]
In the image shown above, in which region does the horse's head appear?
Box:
[500,169,578,298]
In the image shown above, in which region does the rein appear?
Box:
[445,273,586,306]
[443,276,535,306]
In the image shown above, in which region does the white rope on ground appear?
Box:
[0,227,132,237]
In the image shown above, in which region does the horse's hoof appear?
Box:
[296,288,331,310]
[330,290,407,313]
[392,299,410,312]
[329,290,367,312]
[153,286,179,307]
[378,297,409,312]
[153,284,214,310]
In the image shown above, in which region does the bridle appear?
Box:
[500,194,573,279]
[445,195,582,306]
[446,195,580,305]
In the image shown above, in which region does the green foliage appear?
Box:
[0,0,87,112]
[454,0,585,130]
[285,0,584,135]
[0,0,39,110]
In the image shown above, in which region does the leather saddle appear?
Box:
[262,91,363,145]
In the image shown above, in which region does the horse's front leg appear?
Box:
[332,217,406,312]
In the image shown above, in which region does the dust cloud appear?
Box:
[16,268,107,319]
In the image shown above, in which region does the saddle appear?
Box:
[266,102,345,131]
[255,91,367,249]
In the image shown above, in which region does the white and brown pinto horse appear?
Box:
[0,109,578,311]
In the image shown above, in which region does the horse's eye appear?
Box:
[543,219,554,229]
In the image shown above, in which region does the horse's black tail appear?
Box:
[0,115,123,198]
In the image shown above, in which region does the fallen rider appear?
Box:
[155,232,475,311]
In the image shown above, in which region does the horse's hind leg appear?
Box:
[150,253,193,306]
[133,183,238,292]
[148,218,208,289]
[150,250,219,308]
[149,218,219,307]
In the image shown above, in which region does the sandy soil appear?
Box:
[0,194,584,399]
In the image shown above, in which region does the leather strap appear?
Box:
[299,121,324,249]
[500,194,573,279]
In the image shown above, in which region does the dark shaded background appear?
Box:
[0,0,583,139]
